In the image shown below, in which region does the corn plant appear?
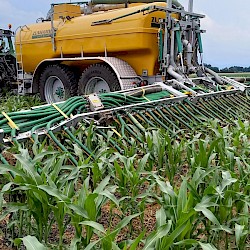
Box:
[143,130,185,184]
[82,213,142,250]
[0,111,249,249]
[0,93,42,112]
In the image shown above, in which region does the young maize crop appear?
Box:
[0,0,250,248]
[0,115,249,249]
[0,82,249,250]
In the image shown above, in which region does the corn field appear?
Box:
[1,0,250,247]
[0,99,249,250]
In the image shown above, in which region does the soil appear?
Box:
[2,151,16,166]
[0,215,12,250]
[0,201,160,249]
[0,153,248,249]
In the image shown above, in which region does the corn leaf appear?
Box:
[199,242,217,250]
[21,236,47,250]
[129,230,146,250]
[194,205,220,226]
[143,221,172,250]
[14,154,43,185]
[38,185,71,203]
[80,221,105,233]
[156,207,167,227]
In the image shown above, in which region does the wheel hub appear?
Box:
[85,77,111,94]
[55,87,65,98]
[44,76,65,103]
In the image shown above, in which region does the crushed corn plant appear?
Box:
[0,81,249,165]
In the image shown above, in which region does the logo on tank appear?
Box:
[32,29,54,39]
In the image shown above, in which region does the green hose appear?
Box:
[48,130,78,166]
[147,110,173,133]
[185,100,216,120]
[155,107,180,130]
[117,115,143,143]
[136,112,157,128]
[64,127,93,158]
[1,87,249,160]
[162,106,192,129]
[96,128,123,153]
[127,113,146,133]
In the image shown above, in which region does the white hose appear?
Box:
[167,65,183,82]
[205,67,224,85]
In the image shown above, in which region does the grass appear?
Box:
[218,72,250,78]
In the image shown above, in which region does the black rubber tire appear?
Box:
[78,64,121,95]
[39,64,78,102]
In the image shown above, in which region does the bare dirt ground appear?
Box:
[0,202,160,249]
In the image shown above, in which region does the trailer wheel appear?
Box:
[39,64,77,103]
[78,64,121,95]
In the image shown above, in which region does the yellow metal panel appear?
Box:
[54,4,81,20]
[16,2,180,76]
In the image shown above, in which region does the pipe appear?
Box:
[81,4,125,13]
[233,77,250,83]
[167,65,183,82]
[188,0,193,13]
[182,39,194,70]
[168,35,185,81]
[91,0,183,8]
[127,86,163,97]
[170,29,176,66]
[205,67,224,85]
[167,0,172,8]
[168,28,185,81]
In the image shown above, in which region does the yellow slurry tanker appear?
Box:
[17,2,176,76]
[15,0,183,103]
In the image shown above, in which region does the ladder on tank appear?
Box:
[15,25,32,95]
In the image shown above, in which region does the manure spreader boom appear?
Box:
[0,81,249,165]
[0,0,249,164]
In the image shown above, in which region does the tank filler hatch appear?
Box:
[53,4,81,20]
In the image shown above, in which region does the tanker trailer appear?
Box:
[15,0,247,103]
[14,0,184,103]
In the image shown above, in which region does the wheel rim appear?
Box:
[44,76,65,103]
[85,77,111,94]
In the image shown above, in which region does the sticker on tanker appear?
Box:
[151,17,161,28]
[32,29,53,39]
